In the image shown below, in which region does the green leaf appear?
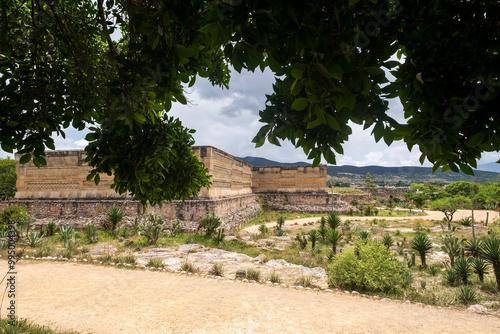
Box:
[459,164,474,175]
[133,113,147,123]
[314,63,331,78]
[152,35,160,50]
[383,129,394,146]
[364,66,385,76]
[330,64,343,81]
[291,68,303,79]
[94,174,100,185]
[372,122,384,142]
[19,154,31,164]
[326,114,341,131]
[291,98,309,111]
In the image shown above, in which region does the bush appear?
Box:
[295,276,314,288]
[212,228,225,244]
[104,207,124,233]
[26,229,44,247]
[85,224,98,243]
[198,213,221,237]
[266,271,282,284]
[246,269,261,281]
[169,220,182,237]
[0,206,32,228]
[147,257,164,268]
[180,260,198,273]
[141,212,163,245]
[457,286,477,305]
[209,263,224,277]
[328,240,410,293]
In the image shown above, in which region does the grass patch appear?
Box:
[0,318,78,334]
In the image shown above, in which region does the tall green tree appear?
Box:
[0,158,16,200]
[430,196,469,230]
[2,0,500,205]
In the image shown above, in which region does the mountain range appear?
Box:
[238,156,499,184]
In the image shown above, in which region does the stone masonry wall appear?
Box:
[258,192,350,213]
[358,187,416,200]
[252,165,327,193]
[0,194,259,232]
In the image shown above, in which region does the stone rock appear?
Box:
[299,252,311,259]
[224,236,238,242]
[90,245,117,256]
[273,247,286,251]
[255,254,268,263]
[467,304,489,313]
[235,270,246,279]
[246,241,258,247]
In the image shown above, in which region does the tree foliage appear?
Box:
[2,0,500,204]
[0,158,16,200]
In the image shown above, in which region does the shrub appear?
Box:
[276,215,285,230]
[209,263,224,277]
[105,207,124,233]
[59,225,74,248]
[85,224,98,243]
[295,276,314,288]
[130,219,141,235]
[411,234,432,268]
[460,217,472,227]
[308,230,319,250]
[382,235,394,248]
[169,220,182,237]
[358,230,370,240]
[212,228,225,244]
[363,205,375,216]
[0,206,32,229]
[443,268,460,287]
[258,224,269,235]
[326,211,341,230]
[99,253,113,263]
[44,222,56,236]
[26,229,44,247]
[457,286,477,305]
[198,213,221,237]
[147,257,164,268]
[317,225,327,242]
[141,212,163,245]
[180,260,198,273]
[454,258,471,285]
[427,265,439,276]
[469,257,489,282]
[480,237,500,290]
[440,234,462,266]
[246,269,261,281]
[326,229,343,254]
[266,271,282,284]
[32,245,52,258]
[464,238,482,258]
[295,233,308,249]
[328,239,410,293]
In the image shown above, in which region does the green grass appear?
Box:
[0,318,78,334]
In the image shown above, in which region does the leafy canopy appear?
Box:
[2,0,499,205]
[0,158,16,200]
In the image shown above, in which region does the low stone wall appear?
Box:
[0,194,260,232]
[258,192,350,213]
[355,187,415,200]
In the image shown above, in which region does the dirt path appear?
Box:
[243,210,499,234]
[3,260,500,334]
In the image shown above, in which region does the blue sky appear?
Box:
[2,69,499,167]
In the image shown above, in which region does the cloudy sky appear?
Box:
[2,68,499,167]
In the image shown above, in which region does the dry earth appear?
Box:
[3,260,500,334]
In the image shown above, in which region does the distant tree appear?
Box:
[430,196,469,230]
[0,158,16,200]
[364,172,375,188]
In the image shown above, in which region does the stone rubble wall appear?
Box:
[0,194,259,232]
[258,192,350,213]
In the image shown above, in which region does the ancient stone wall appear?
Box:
[0,194,259,231]
[252,165,327,193]
[15,150,125,199]
[258,192,350,213]
[192,146,253,198]
[357,187,415,200]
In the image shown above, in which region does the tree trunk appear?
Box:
[421,254,426,269]
[494,264,500,291]
[332,244,337,254]
[450,256,455,267]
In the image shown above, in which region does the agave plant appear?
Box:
[454,258,471,285]
[59,225,74,248]
[258,224,269,236]
[295,233,308,249]
[325,229,343,254]
[457,285,477,305]
[411,234,432,269]
[26,229,44,247]
[382,235,394,249]
[106,207,124,233]
[464,238,482,258]
[358,230,370,240]
[326,211,341,230]
[441,234,462,266]
[480,237,500,290]
[460,217,472,226]
[45,222,56,236]
[469,257,489,282]
[307,229,319,250]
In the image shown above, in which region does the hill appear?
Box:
[238,156,499,185]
